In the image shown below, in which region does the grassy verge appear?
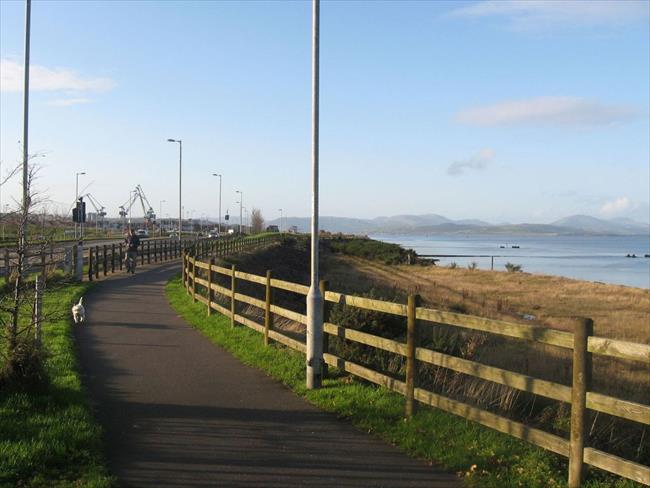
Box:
[165,274,636,488]
[0,280,113,488]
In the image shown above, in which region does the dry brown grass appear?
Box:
[331,256,650,344]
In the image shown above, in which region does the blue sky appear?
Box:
[1,0,649,224]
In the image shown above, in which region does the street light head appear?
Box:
[212,173,221,177]
[167,138,176,143]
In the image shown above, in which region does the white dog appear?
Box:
[72,297,85,324]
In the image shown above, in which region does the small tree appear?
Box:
[1,159,52,386]
[505,262,523,273]
[250,208,264,234]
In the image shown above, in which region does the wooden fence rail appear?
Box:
[183,252,650,487]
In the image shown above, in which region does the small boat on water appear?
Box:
[645,254,650,258]
[512,245,520,249]
[626,254,637,258]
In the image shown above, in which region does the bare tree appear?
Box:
[1,159,52,384]
[250,208,264,234]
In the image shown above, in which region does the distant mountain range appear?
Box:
[267,213,650,236]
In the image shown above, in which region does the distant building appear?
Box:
[266,225,279,232]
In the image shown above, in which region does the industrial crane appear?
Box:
[117,185,156,232]
[84,193,107,234]
[134,185,156,229]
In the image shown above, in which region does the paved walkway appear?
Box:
[75,262,460,487]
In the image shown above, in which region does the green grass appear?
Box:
[165,274,639,488]
[0,280,113,488]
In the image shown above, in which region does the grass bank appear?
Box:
[165,274,636,488]
[0,280,113,488]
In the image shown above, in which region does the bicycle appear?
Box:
[125,251,137,274]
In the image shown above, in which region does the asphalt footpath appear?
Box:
[74,261,460,488]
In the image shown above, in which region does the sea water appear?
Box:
[370,234,650,289]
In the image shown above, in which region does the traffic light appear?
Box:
[73,198,86,223]
[225,213,229,221]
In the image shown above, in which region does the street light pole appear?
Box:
[74,171,85,239]
[159,200,165,236]
[306,0,323,390]
[236,190,243,235]
[20,0,31,248]
[212,173,222,235]
[167,139,182,240]
[278,208,283,232]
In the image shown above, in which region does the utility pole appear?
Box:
[306,0,323,389]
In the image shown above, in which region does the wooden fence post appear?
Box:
[147,241,151,264]
[40,250,46,284]
[320,279,328,377]
[192,255,197,302]
[568,317,593,488]
[4,248,9,277]
[405,293,420,418]
[182,252,186,287]
[230,264,236,327]
[88,247,94,281]
[264,269,272,346]
[207,257,214,316]
[34,276,43,345]
[95,246,99,280]
[103,245,108,276]
[111,244,115,273]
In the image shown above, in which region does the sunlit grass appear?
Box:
[0,280,113,488]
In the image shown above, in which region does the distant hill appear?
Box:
[552,215,649,235]
[268,213,650,236]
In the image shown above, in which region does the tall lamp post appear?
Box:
[74,171,85,239]
[306,0,323,389]
[159,200,166,236]
[235,190,243,235]
[278,208,283,232]
[212,173,222,235]
[167,138,182,240]
[20,0,31,248]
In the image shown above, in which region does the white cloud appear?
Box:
[456,97,638,127]
[447,148,495,176]
[46,98,92,107]
[600,196,631,217]
[448,0,649,31]
[1,58,115,93]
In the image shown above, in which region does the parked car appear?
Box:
[135,229,149,238]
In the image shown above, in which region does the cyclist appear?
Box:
[124,228,141,274]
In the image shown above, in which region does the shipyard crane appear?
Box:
[117,185,156,232]
[118,192,136,231]
[134,185,156,229]
[84,193,107,234]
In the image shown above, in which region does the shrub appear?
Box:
[448,262,458,269]
[467,261,478,271]
[327,237,412,265]
[505,262,523,273]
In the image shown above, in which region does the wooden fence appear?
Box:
[86,234,280,281]
[182,251,650,487]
